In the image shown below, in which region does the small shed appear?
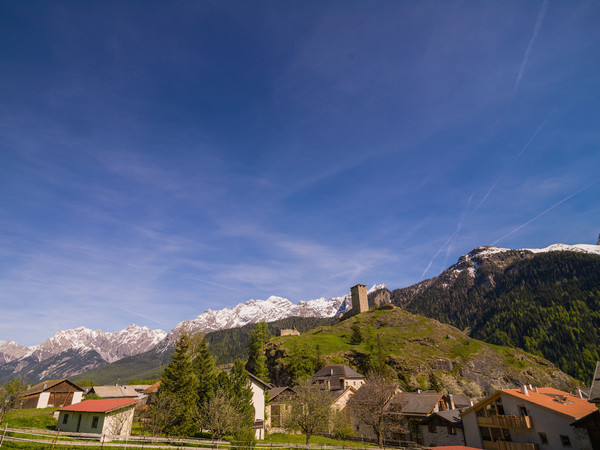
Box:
[57,398,140,436]
[19,379,84,409]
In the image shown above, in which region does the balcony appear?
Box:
[483,441,539,450]
[478,415,532,429]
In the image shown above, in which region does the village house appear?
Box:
[461,386,597,450]
[56,398,140,436]
[311,364,366,391]
[247,371,271,440]
[19,379,84,409]
[419,409,466,447]
[266,386,294,432]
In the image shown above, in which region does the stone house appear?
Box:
[419,409,466,447]
[311,364,365,391]
[56,398,140,436]
[19,379,84,409]
[461,386,597,449]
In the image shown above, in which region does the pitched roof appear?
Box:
[421,410,463,427]
[312,364,365,379]
[58,398,140,413]
[247,371,272,389]
[269,386,292,401]
[90,386,139,398]
[22,379,84,396]
[462,387,597,421]
[394,392,444,416]
[141,381,161,394]
[589,361,600,403]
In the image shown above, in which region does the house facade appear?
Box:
[19,379,84,409]
[419,410,466,447]
[311,364,365,391]
[461,387,597,450]
[247,372,271,440]
[57,398,139,436]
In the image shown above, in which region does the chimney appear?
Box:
[522,385,529,396]
[448,394,455,410]
[535,387,539,394]
[576,388,584,399]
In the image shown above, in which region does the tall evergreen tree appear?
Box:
[192,332,217,407]
[159,331,199,436]
[230,359,255,429]
[247,321,271,382]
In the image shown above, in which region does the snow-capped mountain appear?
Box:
[0,324,166,372]
[171,284,387,337]
[24,324,167,363]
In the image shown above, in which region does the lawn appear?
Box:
[1,407,58,430]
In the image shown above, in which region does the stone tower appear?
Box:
[351,284,369,315]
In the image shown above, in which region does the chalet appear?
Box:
[391,391,458,444]
[461,386,597,450]
[311,364,365,391]
[57,398,139,436]
[19,379,84,409]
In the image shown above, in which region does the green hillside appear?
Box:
[391,251,600,383]
[266,306,578,396]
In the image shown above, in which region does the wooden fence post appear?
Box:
[52,428,60,449]
[0,424,7,447]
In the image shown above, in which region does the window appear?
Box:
[62,414,69,424]
[519,406,529,417]
[559,435,571,447]
[91,416,99,429]
[428,424,437,433]
[479,426,491,441]
[447,426,456,435]
[539,432,548,444]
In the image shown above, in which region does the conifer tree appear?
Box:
[229,359,256,447]
[159,331,199,436]
[247,321,271,382]
[192,332,217,408]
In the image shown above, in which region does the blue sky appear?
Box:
[1,1,599,345]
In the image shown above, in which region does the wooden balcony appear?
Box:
[497,441,539,450]
[482,441,538,450]
[477,414,532,429]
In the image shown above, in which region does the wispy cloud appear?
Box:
[513,0,549,94]
[492,177,600,245]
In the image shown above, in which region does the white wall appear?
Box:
[36,392,50,408]
[71,392,83,405]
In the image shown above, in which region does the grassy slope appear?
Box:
[268,306,578,396]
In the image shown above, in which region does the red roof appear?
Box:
[501,388,596,420]
[58,398,139,413]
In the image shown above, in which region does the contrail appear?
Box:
[513,0,549,94]
[492,178,600,245]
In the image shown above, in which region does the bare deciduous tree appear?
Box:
[141,390,183,437]
[201,389,241,440]
[347,373,404,448]
[284,377,333,447]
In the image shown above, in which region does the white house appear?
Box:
[461,386,597,450]
[247,372,271,440]
[56,398,140,437]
